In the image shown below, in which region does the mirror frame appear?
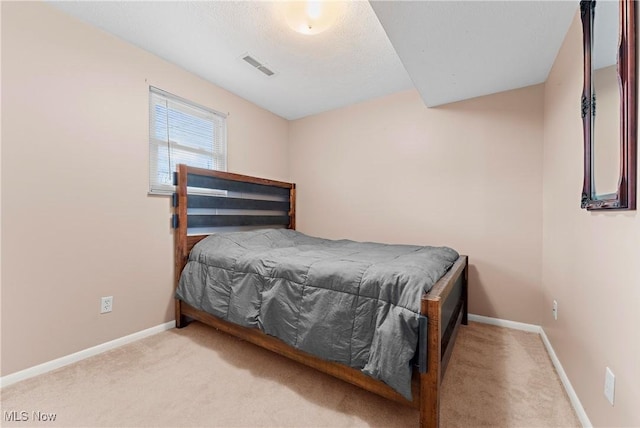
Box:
[581,0,637,210]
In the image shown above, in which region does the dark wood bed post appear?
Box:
[463,259,469,325]
[289,184,296,230]
[174,164,189,328]
[420,255,468,428]
[421,297,442,428]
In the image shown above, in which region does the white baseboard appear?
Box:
[469,314,591,428]
[539,329,592,428]
[468,313,541,333]
[0,321,175,389]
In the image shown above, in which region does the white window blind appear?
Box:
[149,87,227,194]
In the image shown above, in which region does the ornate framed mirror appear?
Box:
[581,0,637,210]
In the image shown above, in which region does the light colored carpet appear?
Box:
[1,322,579,427]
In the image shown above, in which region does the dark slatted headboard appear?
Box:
[172,164,296,289]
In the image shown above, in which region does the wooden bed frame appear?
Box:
[172,164,468,428]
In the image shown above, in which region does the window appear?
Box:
[149,87,227,194]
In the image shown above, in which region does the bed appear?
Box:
[172,164,468,428]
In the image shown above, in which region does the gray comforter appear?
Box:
[176,229,458,399]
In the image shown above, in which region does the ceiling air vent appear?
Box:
[242,54,276,77]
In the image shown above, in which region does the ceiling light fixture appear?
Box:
[285,1,343,35]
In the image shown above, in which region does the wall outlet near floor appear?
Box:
[100,296,113,314]
[604,367,615,405]
[552,300,558,320]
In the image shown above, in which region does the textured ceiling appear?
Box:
[49,1,412,120]
[49,1,579,119]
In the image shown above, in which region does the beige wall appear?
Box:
[289,86,545,324]
[0,2,288,376]
[542,12,640,427]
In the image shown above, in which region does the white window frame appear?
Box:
[149,87,227,195]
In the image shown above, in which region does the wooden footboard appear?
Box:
[172,164,468,428]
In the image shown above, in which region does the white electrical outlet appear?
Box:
[101,296,113,314]
[552,300,558,320]
[604,367,615,405]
